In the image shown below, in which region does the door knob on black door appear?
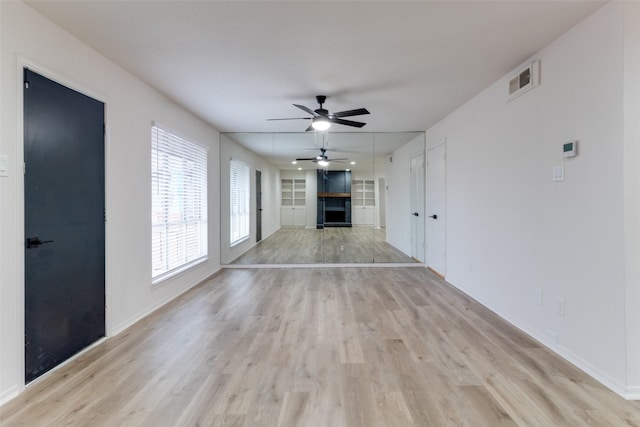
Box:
[26,236,54,249]
[429,214,438,219]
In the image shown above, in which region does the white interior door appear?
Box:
[410,153,425,261]
[377,177,386,228]
[426,143,446,276]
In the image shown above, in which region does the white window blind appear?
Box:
[230,159,250,246]
[151,124,207,281]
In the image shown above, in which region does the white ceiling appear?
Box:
[27,0,605,136]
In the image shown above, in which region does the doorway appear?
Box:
[426,142,446,276]
[256,170,262,242]
[23,69,106,382]
[410,153,425,261]
[377,177,386,228]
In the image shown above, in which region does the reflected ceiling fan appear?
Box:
[268,95,370,131]
[296,148,347,167]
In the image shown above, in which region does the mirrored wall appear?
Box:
[220,131,425,265]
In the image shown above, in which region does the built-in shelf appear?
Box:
[352,179,375,225]
[282,178,306,227]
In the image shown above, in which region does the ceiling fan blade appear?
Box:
[293,104,318,116]
[328,117,367,128]
[332,108,370,118]
[296,157,317,161]
[329,158,349,161]
[305,124,314,132]
[266,117,311,121]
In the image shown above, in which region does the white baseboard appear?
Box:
[1,266,221,407]
[448,282,635,400]
[625,386,640,400]
[111,266,221,336]
[0,385,23,406]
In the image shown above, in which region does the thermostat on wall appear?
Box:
[563,141,578,158]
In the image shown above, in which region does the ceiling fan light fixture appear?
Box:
[317,159,330,167]
[311,117,331,131]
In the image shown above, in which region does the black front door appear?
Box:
[256,170,262,242]
[24,69,106,383]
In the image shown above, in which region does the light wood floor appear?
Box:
[231,227,416,264]
[2,267,640,426]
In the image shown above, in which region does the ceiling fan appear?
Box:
[296,148,348,167]
[268,95,370,131]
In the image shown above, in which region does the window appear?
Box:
[230,159,250,246]
[151,123,207,281]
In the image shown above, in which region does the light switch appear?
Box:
[0,155,8,177]
[553,165,564,182]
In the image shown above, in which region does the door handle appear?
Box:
[26,236,54,249]
[412,212,419,217]
[429,214,438,220]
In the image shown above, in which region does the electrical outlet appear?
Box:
[556,297,566,317]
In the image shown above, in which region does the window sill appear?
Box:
[152,256,208,287]
[230,236,250,248]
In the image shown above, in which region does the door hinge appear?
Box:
[23,162,26,174]
[103,209,107,222]
[103,124,106,135]
[23,68,29,89]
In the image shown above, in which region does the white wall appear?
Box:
[385,135,425,256]
[426,2,634,396]
[0,1,221,403]
[220,135,280,263]
[623,1,640,398]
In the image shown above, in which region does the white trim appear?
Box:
[0,385,23,407]
[111,266,221,336]
[447,279,636,400]
[626,386,640,400]
[19,56,108,104]
[151,256,208,287]
[427,137,447,152]
[230,235,250,248]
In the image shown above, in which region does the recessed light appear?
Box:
[350,161,356,165]
[346,168,351,171]
[292,161,297,164]
[297,167,302,170]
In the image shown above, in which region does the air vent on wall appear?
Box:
[508,60,540,102]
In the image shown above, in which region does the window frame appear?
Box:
[229,159,251,247]
[151,122,208,284]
